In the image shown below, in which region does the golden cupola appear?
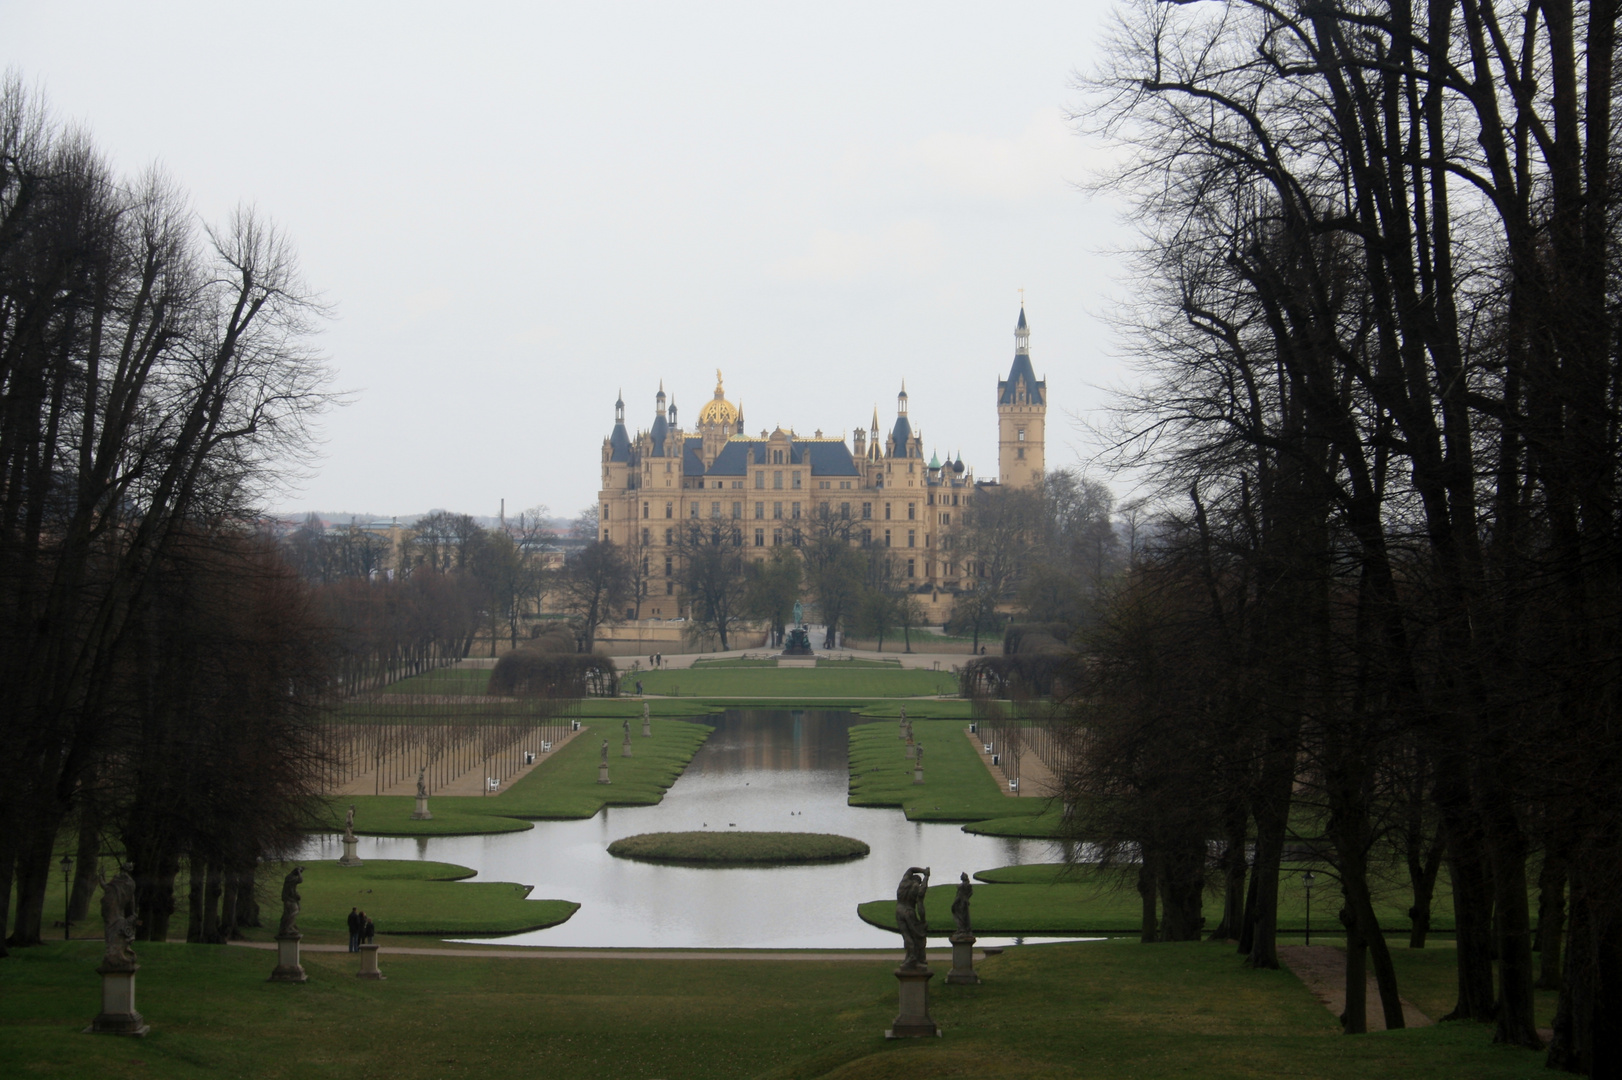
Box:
[696,369,739,431]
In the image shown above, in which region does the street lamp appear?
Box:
[59,854,73,941]
[1302,871,1317,946]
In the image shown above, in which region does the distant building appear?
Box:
[597,307,1048,620]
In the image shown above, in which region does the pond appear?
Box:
[303,709,1065,949]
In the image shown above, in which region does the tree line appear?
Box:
[1054,0,1622,1070]
[0,81,336,952]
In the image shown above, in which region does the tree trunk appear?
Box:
[1210,800,1249,941]
[0,828,15,957]
[6,813,62,947]
[186,856,205,943]
[1137,859,1158,944]
[1436,767,1496,1020]
[1237,866,1260,956]
[1244,730,1295,969]
[1482,790,1542,1048]
[1340,903,1367,1034]
[201,861,223,944]
[1536,853,1567,991]
[1407,835,1444,949]
[67,815,100,925]
[141,852,180,943]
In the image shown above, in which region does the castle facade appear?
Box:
[598,307,1047,621]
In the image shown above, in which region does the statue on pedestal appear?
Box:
[99,867,138,970]
[951,872,973,934]
[344,804,356,841]
[600,739,609,764]
[895,866,931,970]
[416,769,427,798]
[277,867,304,937]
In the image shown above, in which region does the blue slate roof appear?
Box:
[890,416,913,456]
[682,437,862,478]
[683,437,706,476]
[999,353,1045,405]
[609,422,632,462]
[649,411,669,456]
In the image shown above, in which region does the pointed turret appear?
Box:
[997,304,1046,487]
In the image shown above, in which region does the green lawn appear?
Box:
[319,718,714,837]
[638,666,957,698]
[0,938,1549,1079]
[380,667,495,695]
[852,863,1463,938]
[261,860,575,937]
[847,718,1055,827]
[607,831,870,865]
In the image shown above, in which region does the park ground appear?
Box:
[0,936,1553,1080]
[5,656,1557,1077]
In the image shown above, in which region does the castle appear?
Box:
[598,307,1047,621]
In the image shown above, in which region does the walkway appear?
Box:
[333,722,591,798]
[1278,945,1432,1031]
[229,940,984,964]
[963,725,1059,799]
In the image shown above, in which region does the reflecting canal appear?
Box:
[304,709,1065,948]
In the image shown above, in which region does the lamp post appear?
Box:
[1302,871,1316,946]
[60,854,73,941]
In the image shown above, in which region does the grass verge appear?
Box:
[262,860,576,937]
[638,667,957,698]
[606,831,869,865]
[318,718,714,837]
[847,718,1054,827]
[0,938,1547,1079]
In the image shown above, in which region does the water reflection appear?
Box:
[305,709,1061,949]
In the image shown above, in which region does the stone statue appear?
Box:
[345,804,356,840]
[642,702,650,721]
[623,719,631,739]
[416,769,427,798]
[951,872,973,934]
[601,739,609,764]
[915,743,924,766]
[99,867,138,969]
[278,866,304,937]
[895,866,931,970]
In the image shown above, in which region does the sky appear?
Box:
[3,1,1134,521]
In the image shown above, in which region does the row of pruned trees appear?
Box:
[0,81,336,953]
[1063,0,1622,1067]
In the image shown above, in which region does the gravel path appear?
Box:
[1279,945,1432,1031]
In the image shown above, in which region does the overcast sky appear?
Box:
[5,1,1132,521]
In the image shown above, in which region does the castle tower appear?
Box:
[997,306,1046,488]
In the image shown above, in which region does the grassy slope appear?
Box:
[638,667,957,698]
[0,939,1546,1080]
[847,718,1051,826]
[607,831,870,864]
[322,718,714,837]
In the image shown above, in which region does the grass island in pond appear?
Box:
[606,830,870,865]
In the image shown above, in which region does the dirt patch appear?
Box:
[1279,944,1432,1031]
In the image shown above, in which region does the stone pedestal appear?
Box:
[622,736,633,758]
[268,933,308,983]
[411,795,433,821]
[86,963,149,1036]
[597,762,611,784]
[913,766,924,785]
[642,718,652,737]
[885,966,939,1038]
[338,835,363,867]
[905,740,916,759]
[356,943,385,980]
[947,931,981,984]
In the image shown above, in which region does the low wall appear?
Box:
[591,621,771,657]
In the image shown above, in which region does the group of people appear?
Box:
[646,653,664,669]
[346,907,375,952]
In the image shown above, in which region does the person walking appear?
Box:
[362,912,376,945]
[347,907,361,952]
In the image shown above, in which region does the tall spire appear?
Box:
[1015,304,1029,355]
[897,381,908,416]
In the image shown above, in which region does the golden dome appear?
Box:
[696,369,738,428]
